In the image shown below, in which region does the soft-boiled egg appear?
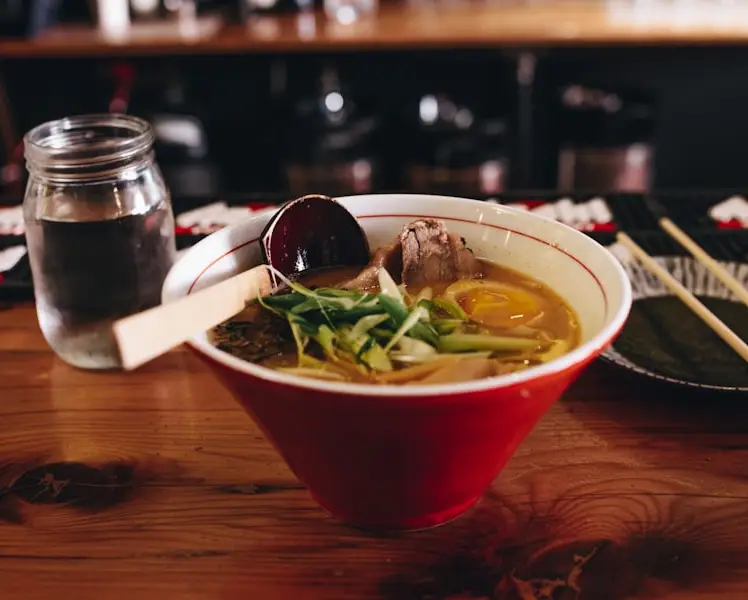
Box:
[443,280,543,328]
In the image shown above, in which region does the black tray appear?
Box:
[598,229,748,393]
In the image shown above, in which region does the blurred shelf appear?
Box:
[4,3,748,58]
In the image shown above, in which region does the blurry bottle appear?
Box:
[96,0,131,39]
[556,84,655,192]
[407,93,510,196]
[236,0,312,17]
[0,0,62,37]
[130,0,161,19]
[283,66,381,195]
[324,0,377,25]
[129,70,222,199]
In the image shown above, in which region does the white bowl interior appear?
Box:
[163,195,632,396]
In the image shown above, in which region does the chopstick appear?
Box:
[657,216,748,307]
[616,232,748,363]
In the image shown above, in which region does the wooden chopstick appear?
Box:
[113,265,273,370]
[657,216,748,307]
[616,232,748,363]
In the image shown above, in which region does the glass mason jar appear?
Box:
[23,114,177,370]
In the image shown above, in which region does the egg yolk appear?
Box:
[446,281,543,328]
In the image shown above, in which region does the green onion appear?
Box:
[261,293,308,311]
[378,295,439,346]
[313,305,389,324]
[314,324,337,358]
[362,342,393,372]
[350,313,391,339]
[288,319,309,362]
[433,298,469,320]
[416,298,437,314]
[396,336,437,357]
[312,287,366,298]
[369,327,395,342]
[437,333,540,353]
[384,306,431,352]
[341,327,393,372]
[378,268,405,304]
[432,318,464,334]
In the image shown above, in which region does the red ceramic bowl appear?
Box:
[162,194,632,531]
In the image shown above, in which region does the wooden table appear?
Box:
[2,303,748,599]
[5,2,748,58]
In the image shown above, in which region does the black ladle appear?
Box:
[113,194,371,370]
[261,193,370,283]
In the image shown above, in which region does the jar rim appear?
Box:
[24,113,154,175]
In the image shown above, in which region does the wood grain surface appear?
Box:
[4,2,748,58]
[2,303,748,600]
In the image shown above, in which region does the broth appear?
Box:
[211,259,580,386]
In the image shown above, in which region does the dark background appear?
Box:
[2,0,747,196]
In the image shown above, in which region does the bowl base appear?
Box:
[314,494,482,533]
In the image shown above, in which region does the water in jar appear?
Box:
[25,204,176,369]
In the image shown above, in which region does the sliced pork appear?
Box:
[399,219,483,287]
[341,240,402,290]
[342,218,483,290]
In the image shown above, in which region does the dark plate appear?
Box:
[600,249,748,393]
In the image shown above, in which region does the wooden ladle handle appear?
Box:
[113,266,273,371]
